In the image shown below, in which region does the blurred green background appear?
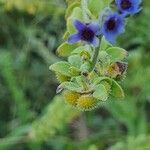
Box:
[0,0,149,150]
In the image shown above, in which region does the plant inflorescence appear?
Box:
[50,0,142,111]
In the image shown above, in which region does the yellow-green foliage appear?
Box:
[0,0,65,14]
[56,73,70,83]
[109,135,150,150]
[30,96,80,141]
[0,52,32,123]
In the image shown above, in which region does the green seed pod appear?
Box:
[63,90,80,106]
[77,95,98,111]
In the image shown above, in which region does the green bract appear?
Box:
[88,0,111,17]
[67,7,83,34]
[57,42,78,57]
[106,47,128,63]
[49,0,128,111]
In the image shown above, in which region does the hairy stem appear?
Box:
[81,0,89,22]
[90,46,100,71]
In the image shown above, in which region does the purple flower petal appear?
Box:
[91,37,99,47]
[104,32,116,45]
[68,33,81,44]
[73,20,85,31]
[88,22,101,35]
[68,20,100,47]
[118,24,125,33]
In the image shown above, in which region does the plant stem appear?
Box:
[90,46,100,71]
[81,0,89,22]
[81,75,89,90]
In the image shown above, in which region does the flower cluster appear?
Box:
[68,0,142,45]
[116,0,142,16]
[50,0,142,111]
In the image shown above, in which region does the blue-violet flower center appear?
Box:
[121,0,132,10]
[80,27,95,42]
[106,19,116,31]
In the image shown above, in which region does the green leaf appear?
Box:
[49,61,71,76]
[99,51,111,67]
[65,1,80,19]
[111,80,125,98]
[57,42,77,57]
[63,31,70,41]
[100,36,112,51]
[93,84,108,101]
[106,47,128,63]
[80,62,91,73]
[71,45,92,57]
[69,66,80,76]
[88,0,110,17]
[66,0,81,6]
[62,81,83,92]
[74,76,83,87]
[71,46,86,54]
[67,7,83,34]
[93,76,112,85]
[68,55,81,68]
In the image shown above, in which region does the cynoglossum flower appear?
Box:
[115,0,142,16]
[101,12,125,44]
[68,20,101,47]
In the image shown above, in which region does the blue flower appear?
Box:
[68,20,101,47]
[101,12,125,44]
[115,0,142,16]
